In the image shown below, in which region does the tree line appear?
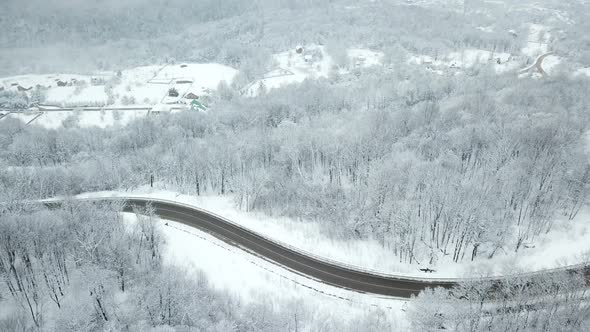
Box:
[0,201,393,331]
[409,269,590,331]
[1,64,589,267]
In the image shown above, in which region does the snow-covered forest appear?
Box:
[3,69,589,265]
[1,201,396,331]
[1,0,590,331]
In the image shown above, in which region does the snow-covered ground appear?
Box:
[0,73,106,91]
[76,188,590,280]
[522,24,551,58]
[120,212,408,329]
[244,45,334,97]
[347,48,385,69]
[3,111,42,125]
[541,54,562,75]
[38,110,151,129]
[407,23,559,76]
[408,48,519,74]
[402,0,463,12]
[46,85,109,106]
[2,108,173,129]
[244,46,384,97]
[0,63,238,107]
[476,26,494,33]
[0,62,237,128]
[574,67,590,78]
[113,64,238,105]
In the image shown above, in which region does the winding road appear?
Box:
[43,197,590,298]
[519,52,555,76]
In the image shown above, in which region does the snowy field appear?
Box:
[541,54,562,75]
[77,188,590,280]
[45,85,109,106]
[243,45,334,97]
[347,48,385,68]
[401,0,464,12]
[0,73,106,91]
[521,24,551,58]
[0,62,238,128]
[0,62,238,107]
[2,111,42,125]
[2,109,171,129]
[113,63,238,105]
[244,46,384,97]
[408,48,519,74]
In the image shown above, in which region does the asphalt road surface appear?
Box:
[44,198,590,298]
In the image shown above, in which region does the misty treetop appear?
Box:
[2,0,587,76]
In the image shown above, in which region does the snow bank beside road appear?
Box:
[121,213,409,329]
[77,188,590,280]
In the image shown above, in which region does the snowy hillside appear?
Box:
[114,63,238,105]
[0,63,238,128]
[244,46,385,97]
[4,109,151,129]
[243,45,334,97]
[0,63,238,108]
[408,49,518,74]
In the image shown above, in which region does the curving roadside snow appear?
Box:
[38,189,588,328]
[74,187,590,280]
[118,213,410,329]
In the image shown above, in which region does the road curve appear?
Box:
[519,51,555,76]
[43,198,590,298]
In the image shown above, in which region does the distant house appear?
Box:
[11,83,18,86]
[180,64,188,68]
[176,80,193,84]
[57,80,68,87]
[17,85,32,91]
[91,77,106,86]
[190,99,207,112]
[168,88,179,97]
[184,92,199,100]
